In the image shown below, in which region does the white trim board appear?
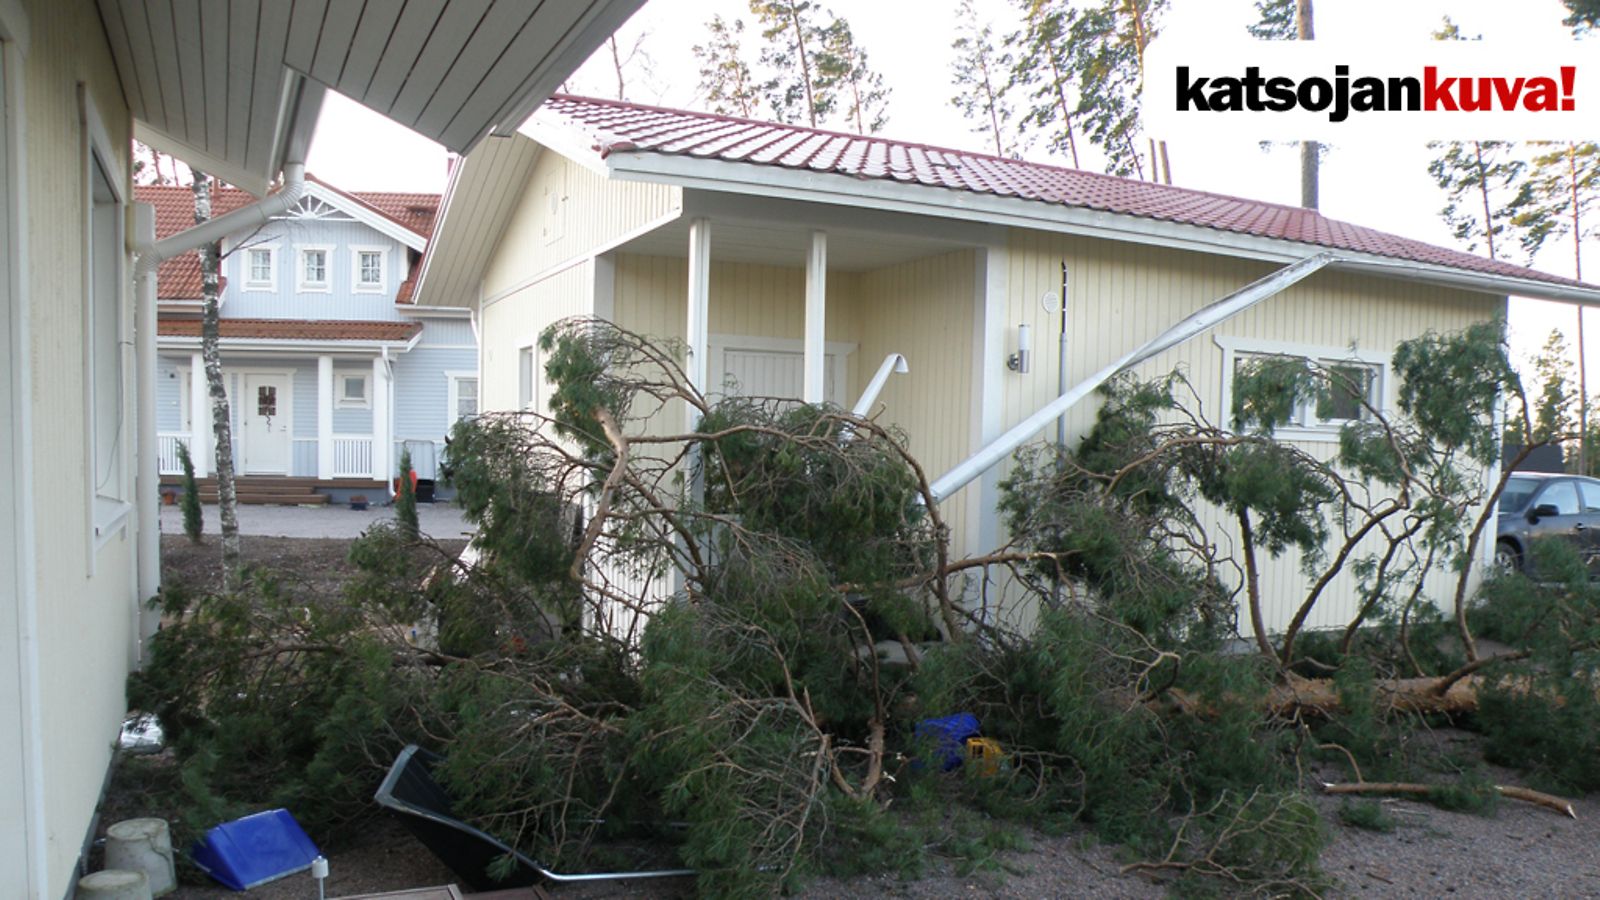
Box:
[590,150,1600,307]
[294,182,427,250]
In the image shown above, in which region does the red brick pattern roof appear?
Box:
[157,317,422,342]
[135,179,439,299]
[540,95,1590,292]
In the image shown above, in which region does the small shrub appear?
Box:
[1336,799,1396,833]
[176,440,202,544]
[396,447,418,537]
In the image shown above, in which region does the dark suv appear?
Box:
[1495,472,1600,572]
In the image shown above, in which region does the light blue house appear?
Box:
[143,177,476,502]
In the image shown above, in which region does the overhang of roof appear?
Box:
[97,0,647,195]
[157,317,421,343]
[411,133,544,308]
[514,95,1600,307]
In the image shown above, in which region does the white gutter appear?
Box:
[928,252,1337,502]
[133,163,308,277]
[852,353,908,418]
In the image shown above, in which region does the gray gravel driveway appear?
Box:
[158,501,474,540]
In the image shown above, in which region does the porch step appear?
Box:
[194,491,331,506]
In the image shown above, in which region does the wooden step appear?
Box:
[194,492,331,506]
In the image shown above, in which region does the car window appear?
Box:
[1580,482,1600,513]
[1539,481,1581,515]
[1500,477,1540,513]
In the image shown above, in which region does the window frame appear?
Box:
[350,245,387,294]
[336,372,371,409]
[296,243,334,293]
[517,344,537,410]
[241,243,278,292]
[81,88,129,552]
[1217,336,1387,439]
[446,371,478,424]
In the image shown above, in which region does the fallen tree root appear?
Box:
[1321,781,1577,819]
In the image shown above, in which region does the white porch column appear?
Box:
[686,217,711,430]
[372,355,391,490]
[804,230,827,403]
[967,239,1009,561]
[316,355,333,479]
[189,351,209,478]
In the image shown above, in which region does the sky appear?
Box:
[305,0,1594,372]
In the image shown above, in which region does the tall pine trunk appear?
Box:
[192,172,241,588]
[1297,0,1319,209]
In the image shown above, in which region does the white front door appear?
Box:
[241,373,290,474]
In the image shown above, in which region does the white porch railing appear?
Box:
[333,435,374,478]
[157,433,190,475]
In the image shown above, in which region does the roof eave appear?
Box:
[593,150,1600,307]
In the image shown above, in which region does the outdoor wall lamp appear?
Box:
[1007,323,1032,373]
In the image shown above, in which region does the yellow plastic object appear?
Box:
[965,737,1005,777]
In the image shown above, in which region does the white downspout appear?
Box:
[851,353,908,418]
[928,252,1337,502]
[129,164,307,663]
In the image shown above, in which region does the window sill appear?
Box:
[93,496,131,545]
[1263,422,1365,442]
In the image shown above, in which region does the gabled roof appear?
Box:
[97,0,647,195]
[135,180,439,300]
[527,95,1597,301]
[156,317,422,343]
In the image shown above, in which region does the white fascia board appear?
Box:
[409,150,471,309]
[300,182,427,251]
[397,304,473,318]
[518,114,613,177]
[412,141,545,309]
[157,336,414,354]
[603,152,1600,307]
[135,122,270,198]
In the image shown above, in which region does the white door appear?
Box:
[241,373,290,473]
[720,348,842,404]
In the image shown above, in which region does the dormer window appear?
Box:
[244,246,277,291]
[298,245,332,292]
[352,246,386,293]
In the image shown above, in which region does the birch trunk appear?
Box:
[192,172,241,588]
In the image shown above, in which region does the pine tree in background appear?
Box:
[1427,140,1526,260]
[1006,0,1080,168]
[816,18,889,134]
[177,440,203,545]
[1248,0,1321,207]
[749,0,833,126]
[950,0,1015,157]
[1565,0,1599,32]
[694,15,760,117]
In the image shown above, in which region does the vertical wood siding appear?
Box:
[222,218,410,321]
[481,259,595,415]
[481,152,680,303]
[1000,230,1504,633]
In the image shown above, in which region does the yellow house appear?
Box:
[0,3,642,894]
[414,95,1600,636]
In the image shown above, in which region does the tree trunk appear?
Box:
[1473,141,1497,260]
[1573,144,1589,474]
[787,0,818,127]
[192,173,241,589]
[1297,0,1319,209]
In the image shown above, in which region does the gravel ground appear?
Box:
[112,536,1600,897]
[159,500,474,539]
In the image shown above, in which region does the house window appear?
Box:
[244,246,277,291]
[298,246,332,291]
[448,373,478,422]
[337,373,370,409]
[352,247,385,292]
[83,94,128,546]
[1224,339,1385,434]
[518,347,536,409]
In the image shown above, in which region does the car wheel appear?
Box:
[1494,541,1522,573]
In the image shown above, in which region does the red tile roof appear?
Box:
[539,94,1591,292]
[135,179,439,299]
[157,317,422,343]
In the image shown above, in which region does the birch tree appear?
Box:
[950,0,1015,156]
[816,18,889,134]
[192,172,241,587]
[694,15,761,117]
[750,0,832,126]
